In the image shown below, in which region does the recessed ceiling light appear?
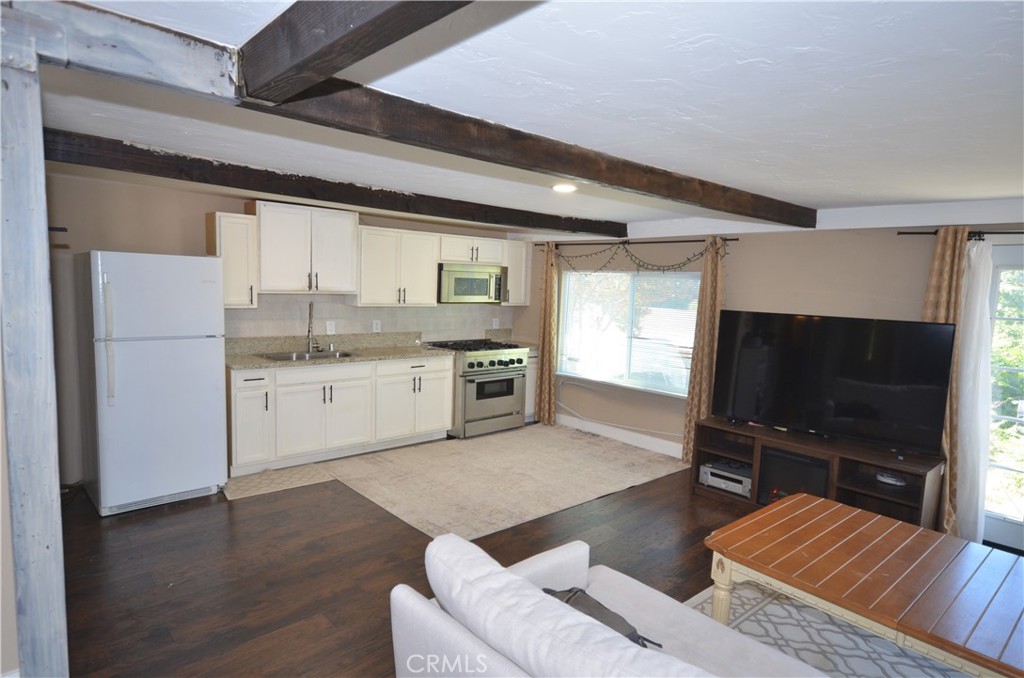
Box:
[552,183,577,194]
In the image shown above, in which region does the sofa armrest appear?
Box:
[506,540,590,590]
[390,584,528,678]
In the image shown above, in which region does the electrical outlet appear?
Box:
[325,321,336,335]
[492,318,500,329]
[372,319,381,333]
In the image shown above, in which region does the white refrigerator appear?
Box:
[77,251,227,516]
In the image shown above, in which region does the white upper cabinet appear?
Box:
[502,240,531,306]
[358,226,439,307]
[206,212,258,308]
[310,209,358,293]
[439,235,506,264]
[249,201,357,294]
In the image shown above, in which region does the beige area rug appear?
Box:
[318,425,687,539]
[225,425,687,539]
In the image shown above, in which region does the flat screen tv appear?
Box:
[711,310,955,457]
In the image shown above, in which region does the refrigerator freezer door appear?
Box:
[91,336,227,511]
[90,251,224,340]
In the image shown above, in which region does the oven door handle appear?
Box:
[466,374,526,384]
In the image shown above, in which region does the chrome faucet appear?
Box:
[307,301,321,353]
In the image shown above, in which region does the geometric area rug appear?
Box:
[222,425,687,540]
[685,582,967,678]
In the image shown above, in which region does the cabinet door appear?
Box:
[503,240,531,306]
[208,213,258,308]
[275,383,327,457]
[474,238,506,264]
[311,208,358,293]
[259,203,312,292]
[439,235,474,262]
[232,388,275,466]
[399,232,440,306]
[359,227,402,306]
[326,378,374,448]
[375,374,418,440]
[524,357,537,420]
[415,369,453,433]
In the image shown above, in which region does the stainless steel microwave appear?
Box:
[438,263,505,303]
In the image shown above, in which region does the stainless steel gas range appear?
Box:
[427,339,530,438]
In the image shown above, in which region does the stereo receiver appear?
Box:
[698,459,752,498]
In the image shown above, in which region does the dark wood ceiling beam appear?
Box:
[241,1,473,104]
[248,80,818,229]
[42,128,626,237]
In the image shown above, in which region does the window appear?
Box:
[986,248,1023,523]
[558,270,701,396]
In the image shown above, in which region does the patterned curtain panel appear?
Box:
[921,226,969,536]
[680,236,727,462]
[537,242,559,425]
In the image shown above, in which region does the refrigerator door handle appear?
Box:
[102,274,114,339]
[105,341,116,405]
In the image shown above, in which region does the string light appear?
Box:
[556,239,727,274]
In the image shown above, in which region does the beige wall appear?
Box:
[510,229,938,450]
[46,173,248,256]
[723,229,933,320]
[2,372,20,675]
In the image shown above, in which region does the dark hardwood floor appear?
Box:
[62,468,750,677]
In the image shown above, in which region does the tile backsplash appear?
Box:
[225,294,514,342]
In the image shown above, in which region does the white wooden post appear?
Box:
[2,9,72,676]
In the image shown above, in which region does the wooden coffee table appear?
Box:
[705,493,1023,677]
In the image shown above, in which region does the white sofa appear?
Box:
[391,534,825,677]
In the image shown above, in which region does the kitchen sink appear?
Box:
[261,351,354,362]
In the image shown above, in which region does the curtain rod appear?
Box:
[531,236,739,247]
[896,229,1024,236]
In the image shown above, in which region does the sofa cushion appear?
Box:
[586,566,826,677]
[425,534,710,678]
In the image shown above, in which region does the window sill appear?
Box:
[555,372,687,400]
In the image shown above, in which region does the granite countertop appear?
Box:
[225,332,454,371]
[225,345,454,371]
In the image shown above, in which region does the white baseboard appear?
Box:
[2,667,20,678]
[556,414,683,459]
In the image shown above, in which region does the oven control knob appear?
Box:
[489,360,497,367]
[476,361,485,368]
[466,362,475,369]
[515,358,524,364]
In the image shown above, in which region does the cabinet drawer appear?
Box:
[375,356,452,376]
[275,362,374,386]
[232,369,275,390]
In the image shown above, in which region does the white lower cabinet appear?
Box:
[275,363,374,458]
[326,375,375,448]
[229,356,450,476]
[375,356,453,442]
[230,370,276,467]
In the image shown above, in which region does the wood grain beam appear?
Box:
[241,1,473,104]
[250,80,818,229]
[43,128,626,237]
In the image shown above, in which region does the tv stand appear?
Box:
[691,416,945,529]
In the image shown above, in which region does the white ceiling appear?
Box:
[42,1,1024,236]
